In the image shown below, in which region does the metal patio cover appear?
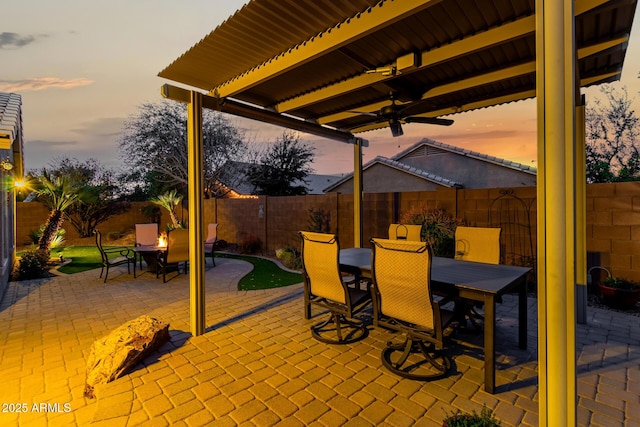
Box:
[157,3,638,419]
[158,0,636,141]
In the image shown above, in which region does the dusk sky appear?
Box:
[3,1,640,175]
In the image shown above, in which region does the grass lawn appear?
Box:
[52,246,113,275]
[216,253,302,291]
[18,246,302,290]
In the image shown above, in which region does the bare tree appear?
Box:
[119,101,251,197]
[586,85,640,183]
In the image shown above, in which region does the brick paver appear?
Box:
[0,257,638,425]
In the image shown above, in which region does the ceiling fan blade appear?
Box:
[346,110,378,117]
[404,116,454,126]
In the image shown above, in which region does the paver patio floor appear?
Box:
[0,257,638,426]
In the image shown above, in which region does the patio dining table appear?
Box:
[339,247,531,394]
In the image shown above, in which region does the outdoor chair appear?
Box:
[135,223,159,269]
[94,229,136,283]
[370,237,454,381]
[388,223,422,241]
[204,223,218,267]
[156,228,189,283]
[454,226,502,329]
[299,231,371,344]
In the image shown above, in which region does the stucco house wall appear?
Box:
[329,162,444,194]
[398,150,537,189]
[325,139,536,194]
[0,92,23,298]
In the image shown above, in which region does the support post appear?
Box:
[187,91,206,336]
[353,139,363,248]
[576,96,587,324]
[536,0,577,425]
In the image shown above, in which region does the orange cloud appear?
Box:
[0,77,93,92]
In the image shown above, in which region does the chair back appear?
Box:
[205,223,218,244]
[166,229,189,263]
[135,223,158,246]
[454,226,501,264]
[94,229,108,261]
[388,223,422,241]
[371,238,434,330]
[299,231,346,304]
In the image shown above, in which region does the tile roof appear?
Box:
[323,138,536,192]
[323,154,462,192]
[0,92,22,144]
[393,138,537,175]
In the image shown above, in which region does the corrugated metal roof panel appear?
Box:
[159,0,636,138]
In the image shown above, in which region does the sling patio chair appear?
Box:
[135,223,159,269]
[388,223,422,241]
[94,229,136,283]
[156,228,189,283]
[453,226,502,329]
[370,237,454,381]
[299,231,371,344]
[204,223,218,267]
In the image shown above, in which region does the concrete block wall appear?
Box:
[15,182,640,281]
[587,182,640,282]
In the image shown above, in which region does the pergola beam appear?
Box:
[161,84,366,146]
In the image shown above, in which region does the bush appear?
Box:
[275,246,302,270]
[239,234,262,255]
[12,248,51,281]
[400,206,462,257]
[442,406,502,426]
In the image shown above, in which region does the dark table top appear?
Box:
[133,245,165,253]
[339,247,530,295]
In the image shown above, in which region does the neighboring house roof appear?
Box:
[216,161,254,195]
[392,139,537,174]
[324,155,462,192]
[324,138,536,193]
[216,160,342,196]
[302,174,343,194]
[0,92,24,176]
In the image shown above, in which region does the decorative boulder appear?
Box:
[84,315,170,398]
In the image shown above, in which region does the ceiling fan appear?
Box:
[351,92,454,137]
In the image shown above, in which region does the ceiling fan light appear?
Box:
[389,119,403,137]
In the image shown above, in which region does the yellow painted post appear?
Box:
[576,97,587,324]
[187,91,206,336]
[12,180,17,262]
[353,139,363,248]
[535,0,577,425]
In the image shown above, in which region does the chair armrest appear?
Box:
[103,247,134,258]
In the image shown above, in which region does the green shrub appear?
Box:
[603,276,640,290]
[275,246,302,270]
[442,406,501,427]
[400,206,462,257]
[12,248,51,281]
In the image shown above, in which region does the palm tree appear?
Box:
[151,190,183,229]
[35,172,81,252]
